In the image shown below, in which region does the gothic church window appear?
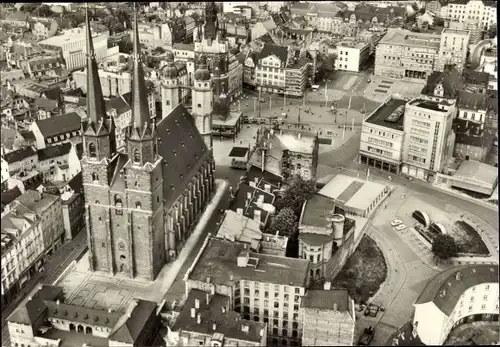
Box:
[115,195,123,215]
[133,148,140,164]
[88,143,97,158]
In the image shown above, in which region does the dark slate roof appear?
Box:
[37,142,72,161]
[64,87,84,97]
[42,86,63,101]
[156,103,211,206]
[258,44,288,63]
[302,289,352,315]
[462,69,489,87]
[109,153,129,192]
[457,91,487,110]
[20,130,36,141]
[109,300,157,344]
[6,285,64,325]
[35,112,81,138]
[172,289,265,343]
[106,96,131,115]
[452,117,493,148]
[34,97,58,111]
[45,300,121,328]
[1,186,22,211]
[3,146,37,164]
[415,265,498,315]
[246,165,283,186]
[68,172,83,193]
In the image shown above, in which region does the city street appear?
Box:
[1,230,88,347]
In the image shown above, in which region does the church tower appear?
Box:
[81,5,118,273]
[161,51,180,118]
[121,5,165,280]
[192,55,213,151]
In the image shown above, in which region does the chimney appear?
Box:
[333,303,338,311]
[247,192,252,200]
[230,274,234,281]
[237,208,244,215]
[324,281,331,290]
[264,184,271,193]
[211,284,215,296]
[195,298,200,309]
[206,293,211,305]
[254,210,261,222]
[212,322,217,331]
[258,195,264,203]
[254,177,259,184]
[249,181,256,187]
[241,324,249,333]
[197,313,201,324]
[190,307,196,318]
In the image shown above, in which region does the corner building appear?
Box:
[81,9,215,281]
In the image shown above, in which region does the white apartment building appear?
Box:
[413,265,499,345]
[38,28,108,69]
[1,202,45,306]
[436,28,470,73]
[440,0,497,30]
[130,22,173,49]
[185,236,310,347]
[335,40,370,72]
[359,96,407,174]
[375,28,441,80]
[73,68,132,97]
[402,97,456,181]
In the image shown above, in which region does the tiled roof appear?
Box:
[188,236,310,288]
[20,130,36,141]
[172,289,265,343]
[463,69,489,86]
[302,289,353,314]
[34,97,58,111]
[35,112,81,138]
[457,91,487,110]
[6,11,27,22]
[258,44,288,64]
[415,265,498,315]
[37,142,72,161]
[1,187,22,212]
[301,193,335,228]
[3,146,37,164]
[45,300,121,328]
[16,190,59,214]
[109,300,157,344]
[1,126,19,150]
[42,86,63,101]
[421,66,463,98]
[156,103,211,206]
[106,95,131,115]
[7,285,64,325]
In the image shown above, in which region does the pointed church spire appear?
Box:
[85,3,106,127]
[130,3,152,134]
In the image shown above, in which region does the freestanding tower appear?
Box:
[191,55,213,151]
[161,51,180,118]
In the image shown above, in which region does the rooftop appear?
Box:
[188,236,310,288]
[172,289,265,343]
[35,112,81,138]
[38,28,106,47]
[379,28,440,49]
[415,265,498,316]
[442,28,469,35]
[37,142,72,161]
[408,98,448,112]
[364,97,407,131]
[228,147,249,158]
[3,146,37,164]
[338,40,369,49]
[301,194,335,228]
[345,180,387,211]
[453,160,498,187]
[302,289,353,316]
[217,210,263,251]
[15,190,59,214]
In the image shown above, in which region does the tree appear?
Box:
[170,17,187,43]
[118,37,133,54]
[65,12,85,29]
[267,208,299,240]
[432,234,459,261]
[275,177,317,216]
[213,100,230,116]
[34,4,54,18]
[20,3,40,12]
[433,17,444,27]
[487,24,497,39]
[153,46,166,54]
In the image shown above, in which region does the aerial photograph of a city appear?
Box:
[0,1,498,346]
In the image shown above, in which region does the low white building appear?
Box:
[413,265,499,345]
[335,40,370,72]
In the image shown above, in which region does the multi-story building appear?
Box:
[301,285,356,346]
[33,20,58,40]
[168,288,267,346]
[36,142,81,182]
[81,10,215,281]
[402,97,457,181]
[38,27,108,69]
[16,190,64,257]
[1,201,44,307]
[131,22,173,49]
[436,28,470,73]
[73,67,132,97]
[375,28,441,80]
[29,112,82,150]
[359,96,407,174]
[335,40,371,73]
[413,265,499,345]
[185,235,310,346]
[440,0,497,30]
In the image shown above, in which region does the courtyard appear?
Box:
[444,321,500,345]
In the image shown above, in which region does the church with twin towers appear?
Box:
[81,5,216,281]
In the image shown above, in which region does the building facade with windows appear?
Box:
[402,97,456,181]
[335,40,370,73]
[359,96,406,174]
[440,0,497,30]
[185,236,310,347]
[413,265,499,346]
[375,28,441,80]
[436,28,470,73]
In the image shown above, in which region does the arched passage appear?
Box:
[412,210,430,227]
[85,326,92,334]
[430,223,447,235]
[69,323,76,332]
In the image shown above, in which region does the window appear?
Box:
[197,103,201,108]
[91,173,99,182]
[133,148,140,164]
[135,202,142,209]
[88,143,97,158]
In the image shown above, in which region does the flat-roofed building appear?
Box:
[436,28,470,73]
[301,286,356,346]
[185,236,310,346]
[375,28,440,80]
[439,0,497,31]
[402,97,457,181]
[318,174,389,218]
[359,96,407,174]
[335,40,370,73]
[435,160,498,197]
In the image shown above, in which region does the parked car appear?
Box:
[396,224,407,231]
[369,305,379,317]
[359,326,375,345]
[391,219,403,226]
